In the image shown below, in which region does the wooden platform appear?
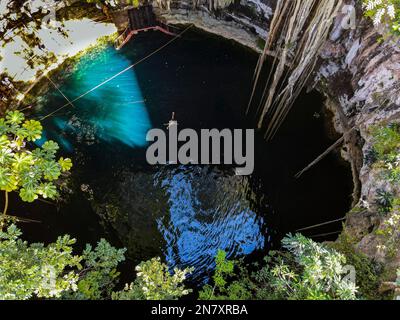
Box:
[115,5,177,50]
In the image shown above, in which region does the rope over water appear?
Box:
[45,75,76,109]
[295,96,400,179]
[296,217,346,232]
[37,23,194,121]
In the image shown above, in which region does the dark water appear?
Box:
[10,29,353,284]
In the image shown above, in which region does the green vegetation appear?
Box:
[370,123,400,182]
[369,123,400,259]
[199,250,252,300]
[201,234,358,300]
[0,110,72,224]
[253,234,357,300]
[363,0,400,36]
[375,189,394,215]
[0,224,124,300]
[0,112,192,300]
[0,221,195,300]
[350,121,400,298]
[0,224,81,299]
[371,123,400,160]
[371,123,400,158]
[0,111,125,300]
[64,239,126,300]
[375,198,400,259]
[112,257,193,300]
[332,232,385,300]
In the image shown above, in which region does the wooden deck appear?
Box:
[115,5,177,50]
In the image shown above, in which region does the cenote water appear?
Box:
[16,29,353,284]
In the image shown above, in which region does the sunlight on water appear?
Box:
[37,45,152,149]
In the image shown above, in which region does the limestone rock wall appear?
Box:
[152,0,276,51]
[316,1,400,274]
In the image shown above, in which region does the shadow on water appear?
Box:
[7,28,353,284]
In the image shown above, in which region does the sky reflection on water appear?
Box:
[156,167,265,281]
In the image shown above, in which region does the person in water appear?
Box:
[166,112,178,130]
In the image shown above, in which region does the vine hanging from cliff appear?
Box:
[248,0,343,140]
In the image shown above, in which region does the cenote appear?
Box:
[16,28,353,285]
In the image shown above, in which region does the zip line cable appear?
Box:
[294,93,397,179]
[126,100,146,104]
[39,24,193,121]
[45,75,76,109]
[296,217,346,232]
[308,230,342,238]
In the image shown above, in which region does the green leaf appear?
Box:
[42,161,61,181]
[42,140,59,158]
[19,187,38,202]
[0,148,13,165]
[32,148,46,160]
[0,119,9,135]
[38,182,58,199]
[0,167,18,192]
[5,111,25,125]
[0,135,10,148]
[58,157,72,172]
[22,120,42,141]
[19,168,40,190]
[9,137,25,151]
[12,153,34,171]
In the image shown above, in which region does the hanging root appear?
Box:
[294,134,347,178]
[249,0,343,139]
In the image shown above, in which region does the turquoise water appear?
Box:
[36,45,151,150]
[19,29,353,284]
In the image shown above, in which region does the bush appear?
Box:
[112,257,193,300]
[371,123,400,160]
[254,234,357,300]
[0,111,72,221]
[65,239,126,300]
[375,198,400,259]
[363,0,400,36]
[371,123,400,183]
[332,233,385,300]
[0,224,125,300]
[199,250,253,300]
[375,189,394,215]
[201,235,358,300]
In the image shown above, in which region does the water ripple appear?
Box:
[154,166,266,282]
